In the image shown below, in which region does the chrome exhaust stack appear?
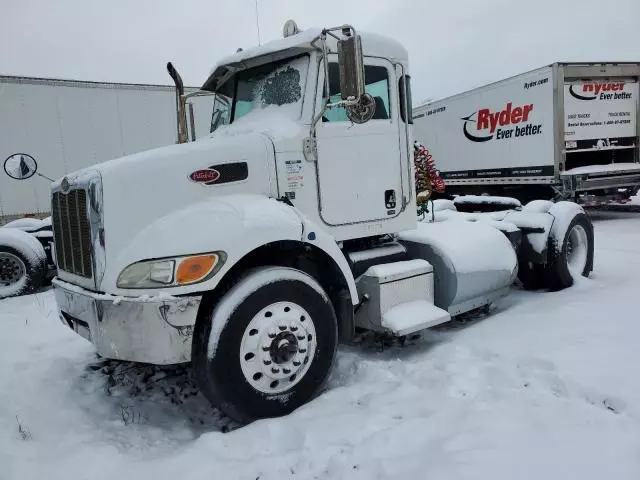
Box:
[166,62,188,144]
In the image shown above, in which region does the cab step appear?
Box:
[354,259,449,336]
[382,300,451,336]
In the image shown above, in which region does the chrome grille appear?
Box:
[52,189,93,278]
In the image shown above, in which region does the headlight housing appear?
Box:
[117,252,226,289]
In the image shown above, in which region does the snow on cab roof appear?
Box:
[203,28,408,91]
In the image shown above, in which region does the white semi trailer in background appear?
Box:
[413,63,640,204]
[0,75,213,223]
[0,75,212,296]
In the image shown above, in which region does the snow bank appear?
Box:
[4,215,640,480]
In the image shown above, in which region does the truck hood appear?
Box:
[57,132,278,280]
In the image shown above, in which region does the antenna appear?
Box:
[254,0,261,45]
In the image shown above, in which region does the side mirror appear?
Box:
[337,35,364,100]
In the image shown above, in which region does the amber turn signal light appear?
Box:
[175,255,217,285]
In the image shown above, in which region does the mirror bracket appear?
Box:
[310,25,369,137]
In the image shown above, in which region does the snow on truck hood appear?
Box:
[53,125,283,275]
[80,109,301,180]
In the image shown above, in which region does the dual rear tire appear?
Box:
[518,203,594,291]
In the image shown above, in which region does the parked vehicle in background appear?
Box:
[0,217,52,298]
[0,75,213,225]
[413,63,640,204]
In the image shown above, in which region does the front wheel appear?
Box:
[192,266,338,422]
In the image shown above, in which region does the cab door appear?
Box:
[315,57,404,226]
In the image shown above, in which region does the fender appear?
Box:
[290,209,359,305]
[104,194,358,303]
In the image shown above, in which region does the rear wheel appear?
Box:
[544,203,594,290]
[192,267,338,422]
[517,261,546,290]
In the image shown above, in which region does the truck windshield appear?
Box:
[210,55,309,131]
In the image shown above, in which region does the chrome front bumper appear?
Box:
[52,278,202,364]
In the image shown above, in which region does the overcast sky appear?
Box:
[2,0,639,103]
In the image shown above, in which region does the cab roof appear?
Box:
[202,28,408,92]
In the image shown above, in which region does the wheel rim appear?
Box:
[0,252,26,287]
[566,224,588,278]
[240,301,317,394]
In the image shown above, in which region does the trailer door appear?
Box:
[563,79,639,171]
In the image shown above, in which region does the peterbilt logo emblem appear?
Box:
[60,177,72,193]
[189,168,220,184]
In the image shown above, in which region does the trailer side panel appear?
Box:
[414,66,556,186]
[0,77,213,223]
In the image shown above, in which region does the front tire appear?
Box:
[192,267,338,422]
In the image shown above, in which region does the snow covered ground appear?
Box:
[3,211,640,480]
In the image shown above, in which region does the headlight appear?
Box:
[117,252,226,289]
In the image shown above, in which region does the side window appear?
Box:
[323,63,391,122]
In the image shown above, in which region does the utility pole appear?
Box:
[254,0,261,45]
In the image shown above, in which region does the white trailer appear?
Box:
[49,22,594,422]
[0,75,213,224]
[0,75,213,297]
[413,63,640,203]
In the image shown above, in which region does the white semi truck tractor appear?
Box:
[51,22,594,422]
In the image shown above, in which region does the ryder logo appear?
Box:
[569,82,631,101]
[462,102,542,142]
